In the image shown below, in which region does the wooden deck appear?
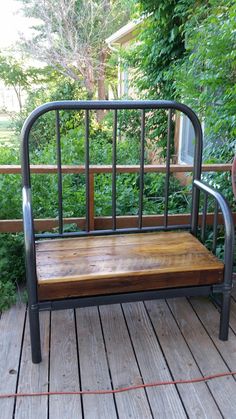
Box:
[1,288,236,418]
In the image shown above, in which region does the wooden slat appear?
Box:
[0,303,26,419]
[0,163,232,174]
[36,232,224,301]
[1,212,235,233]
[100,304,153,418]
[190,297,236,377]
[145,299,222,418]
[168,297,236,417]
[15,311,50,419]
[76,307,117,419]
[123,302,186,418]
[49,310,82,419]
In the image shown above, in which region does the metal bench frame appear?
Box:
[21,100,234,363]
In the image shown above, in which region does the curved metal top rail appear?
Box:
[21,99,203,188]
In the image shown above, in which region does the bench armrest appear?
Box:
[22,187,38,301]
[194,179,234,287]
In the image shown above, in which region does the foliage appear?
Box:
[174,0,236,147]
[18,0,135,101]
[0,234,25,311]
[0,53,47,111]
[13,74,88,150]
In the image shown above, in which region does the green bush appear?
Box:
[0,234,25,311]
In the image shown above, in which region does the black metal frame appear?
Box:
[21,100,234,363]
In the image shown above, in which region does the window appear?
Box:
[178,114,195,164]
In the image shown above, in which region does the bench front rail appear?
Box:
[21,100,234,363]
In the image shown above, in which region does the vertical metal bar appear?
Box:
[89,172,95,230]
[190,114,203,235]
[56,110,63,234]
[85,109,90,232]
[164,109,172,229]
[112,109,117,230]
[201,193,208,242]
[139,109,145,229]
[212,201,218,253]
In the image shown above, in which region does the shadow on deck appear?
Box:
[1,287,236,418]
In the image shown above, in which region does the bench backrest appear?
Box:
[21,100,203,239]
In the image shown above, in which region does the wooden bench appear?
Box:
[21,100,234,363]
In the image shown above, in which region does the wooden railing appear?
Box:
[0,163,235,233]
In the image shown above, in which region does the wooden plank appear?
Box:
[15,311,50,419]
[122,302,186,418]
[36,232,223,300]
[49,310,82,419]
[0,303,26,419]
[145,299,222,418]
[100,304,153,418]
[76,307,117,419]
[168,297,236,417]
[190,297,236,376]
[1,212,235,233]
[0,163,232,174]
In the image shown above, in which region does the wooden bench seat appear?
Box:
[36,231,224,301]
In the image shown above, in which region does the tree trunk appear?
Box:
[96,51,107,122]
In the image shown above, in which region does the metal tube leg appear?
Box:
[219,290,231,341]
[29,305,42,363]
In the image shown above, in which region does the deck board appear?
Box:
[76,306,117,419]
[49,310,82,419]
[0,303,26,419]
[1,292,236,418]
[168,297,236,417]
[122,302,186,418]
[145,299,222,418]
[14,311,50,419]
[99,304,153,418]
[190,297,236,375]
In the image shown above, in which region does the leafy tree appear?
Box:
[0,53,39,111]
[129,0,197,99]
[18,0,135,108]
[173,0,236,155]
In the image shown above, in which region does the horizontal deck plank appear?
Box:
[36,232,223,301]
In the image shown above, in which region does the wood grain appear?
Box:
[190,297,236,378]
[168,297,236,417]
[123,302,186,418]
[14,311,50,419]
[36,232,224,301]
[76,307,117,419]
[0,304,26,419]
[100,304,152,418]
[145,299,222,418]
[1,213,235,233]
[49,310,82,419]
[0,163,232,174]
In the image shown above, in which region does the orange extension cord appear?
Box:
[0,371,236,399]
